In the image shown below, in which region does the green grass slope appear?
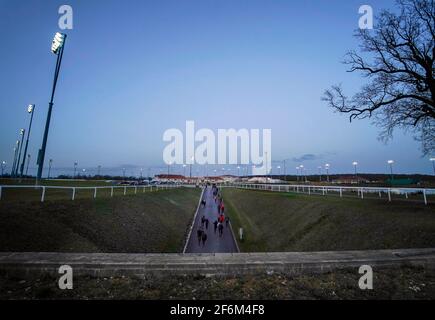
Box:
[0,188,200,253]
[222,188,435,252]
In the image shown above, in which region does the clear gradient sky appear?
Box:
[0,0,433,177]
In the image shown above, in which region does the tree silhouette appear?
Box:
[323,0,434,154]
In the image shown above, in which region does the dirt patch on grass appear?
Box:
[0,188,200,253]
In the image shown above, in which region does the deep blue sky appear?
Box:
[0,0,433,177]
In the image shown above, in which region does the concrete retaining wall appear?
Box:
[1,248,435,277]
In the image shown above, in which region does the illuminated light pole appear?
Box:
[20,104,35,178]
[283,159,287,179]
[296,166,300,182]
[190,156,194,179]
[430,158,435,175]
[265,152,272,181]
[183,164,187,177]
[300,165,306,182]
[237,166,240,176]
[73,161,78,179]
[318,166,322,182]
[11,142,19,176]
[277,165,281,176]
[36,32,67,185]
[167,162,172,176]
[25,154,31,176]
[82,168,86,178]
[352,161,358,183]
[47,159,53,179]
[387,160,394,182]
[14,129,25,177]
[325,163,330,182]
[1,161,6,177]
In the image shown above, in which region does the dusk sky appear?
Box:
[0,0,433,177]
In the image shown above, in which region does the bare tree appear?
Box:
[323,0,434,155]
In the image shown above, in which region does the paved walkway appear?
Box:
[184,186,239,253]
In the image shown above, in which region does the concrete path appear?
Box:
[1,248,435,277]
[184,186,239,253]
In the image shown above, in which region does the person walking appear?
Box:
[213,220,218,234]
[201,232,207,246]
[197,226,204,246]
[201,215,205,227]
[225,216,230,227]
[205,218,209,230]
[218,222,224,237]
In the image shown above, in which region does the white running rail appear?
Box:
[0,184,185,202]
[227,183,434,205]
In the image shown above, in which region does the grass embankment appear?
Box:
[0,178,159,202]
[222,188,435,252]
[0,187,200,253]
[1,266,434,299]
[0,178,114,186]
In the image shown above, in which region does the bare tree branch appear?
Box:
[323,0,435,155]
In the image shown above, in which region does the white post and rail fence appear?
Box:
[0,184,183,202]
[0,183,433,205]
[227,183,434,205]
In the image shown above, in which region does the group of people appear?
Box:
[196,184,231,247]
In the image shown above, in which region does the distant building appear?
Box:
[154,174,225,184]
[331,176,370,184]
[248,176,283,184]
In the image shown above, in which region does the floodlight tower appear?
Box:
[14,129,25,177]
[325,163,330,182]
[47,159,53,179]
[19,104,35,177]
[352,161,358,178]
[387,160,394,182]
[1,161,6,177]
[36,32,67,184]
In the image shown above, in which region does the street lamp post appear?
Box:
[283,160,286,179]
[11,142,19,176]
[352,161,358,183]
[387,160,394,182]
[325,164,330,182]
[183,164,187,177]
[318,166,322,182]
[300,165,306,182]
[237,166,240,176]
[36,32,67,185]
[123,168,126,180]
[47,159,53,179]
[19,105,35,178]
[430,158,435,175]
[190,156,194,178]
[97,165,101,177]
[296,166,300,182]
[14,129,25,177]
[1,161,6,177]
[73,161,78,179]
[25,154,31,176]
